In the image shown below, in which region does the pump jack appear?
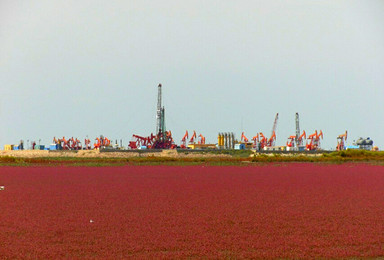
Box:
[306,130,323,151]
[336,131,347,151]
[189,130,197,144]
[180,130,189,148]
[198,134,206,144]
[241,132,249,143]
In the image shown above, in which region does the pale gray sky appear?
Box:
[1,0,383,149]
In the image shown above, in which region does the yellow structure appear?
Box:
[218,134,224,146]
[4,145,14,150]
[244,142,253,149]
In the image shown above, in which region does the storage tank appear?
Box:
[220,133,224,147]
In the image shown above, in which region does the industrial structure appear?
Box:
[336,131,348,151]
[152,84,175,149]
[2,84,380,152]
[306,130,323,151]
[352,137,374,151]
[128,84,176,149]
[286,113,306,151]
[258,113,280,151]
[218,132,235,149]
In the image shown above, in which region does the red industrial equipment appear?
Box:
[61,137,70,150]
[198,134,206,144]
[306,130,323,151]
[252,134,259,148]
[128,84,176,150]
[287,130,306,147]
[286,135,296,147]
[336,131,347,151]
[152,130,176,149]
[180,130,189,148]
[266,131,276,147]
[128,131,175,150]
[94,135,111,149]
[94,137,101,149]
[129,133,156,149]
[84,138,91,150]
[129,131,175,150]
[69,137,82,150]
[258,133,267,149]
[189,131,197,144]
[241,132,249,143]
[52,136,101,150]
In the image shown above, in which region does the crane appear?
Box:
[266,113,279,147]
[336,131,347,151]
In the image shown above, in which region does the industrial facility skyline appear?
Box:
[1,1,383,149]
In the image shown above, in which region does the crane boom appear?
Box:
[270,113,279,138]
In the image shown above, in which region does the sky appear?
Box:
[1,0,383,150]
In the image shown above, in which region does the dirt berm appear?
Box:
[0,150,231,159]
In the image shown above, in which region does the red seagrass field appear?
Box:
[1,164,384,259]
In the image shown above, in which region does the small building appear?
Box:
[264,146,285,151]
[234,143,246,150]
[4,145,14,151]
